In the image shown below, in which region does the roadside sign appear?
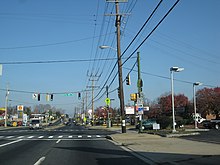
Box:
[105,98,111,106]
[17,105,24,111]
[64,93,74,96]
[137,104,143,115]
[0,107,5,111]
[125,106,135,115]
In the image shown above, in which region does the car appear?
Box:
[29,118,42,129]
[136,119,157,130]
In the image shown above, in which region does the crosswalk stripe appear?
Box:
[28,136,34,139]
[6,136,14,139]
[17,136,24,139]
[0,134,104,139]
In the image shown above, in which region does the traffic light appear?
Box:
[50,94,53,101]
[37,94,40,101]
[46,94,50,101]
[130,93,138,102]
[126,74,131,85]
[78,92,81,99]
[117,88,120,98]
[46,94,53,101]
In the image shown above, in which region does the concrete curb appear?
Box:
[164,132,200,138]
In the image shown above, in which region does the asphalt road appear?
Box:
[180,129,220,144]
[0,124,147,165]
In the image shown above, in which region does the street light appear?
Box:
[170,66,184,132]
[193,82,202,129]
[99,45,117,51]
[99,45,126,133]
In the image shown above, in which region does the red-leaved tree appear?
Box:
[196,87,220,117]
[158,93,189,113]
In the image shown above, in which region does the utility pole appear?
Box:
[4,84,9,127]
[137,52,144,133]
[106,0,128,133]
[87,74,100,126]
[115,0,126,133]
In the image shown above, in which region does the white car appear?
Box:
[29,118,42,129]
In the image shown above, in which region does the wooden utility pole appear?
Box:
[115,0,126,133]
[87,75,100,125]
[4,84,9,127]
[106,0,128,133]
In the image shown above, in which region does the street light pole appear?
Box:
[193,82,202,129]
[170,70,176,132]
[170,67,184,133]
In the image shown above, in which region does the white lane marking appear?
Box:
[0,139,23,148]
[56,139,61,144]
[78,135,82,138]
[17,136,24,139]
[28,136,34,139]
[6,136,14,139]
[38,136,44,139]
[68,136,73,138]
[34,156,46,165]
[87,135,92,138]
[48,136,53,139]
[58,136,63,138]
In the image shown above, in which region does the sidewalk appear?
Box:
[90,125,220,164]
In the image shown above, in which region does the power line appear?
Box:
[0,33,114,50]
[122,0,180,66]
[123,67,217,88]
[1,57,133,65]
[90,1,163,102]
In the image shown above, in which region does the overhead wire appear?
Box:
[0,57,122,65]
[122,0,180,66]
[90,0,164,104]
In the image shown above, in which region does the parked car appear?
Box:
[203,119,220,130]
[136,119,157,130]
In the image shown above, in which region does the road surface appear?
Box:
[0,124,147,165]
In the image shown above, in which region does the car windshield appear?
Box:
[143,119,156,124]
[31,120,40,124]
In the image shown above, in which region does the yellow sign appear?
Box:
[0,107,5,111]
[17,105,24,111]
[130,93,138,101]
[105,98,111,106]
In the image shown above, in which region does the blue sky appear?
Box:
[0,0,219,115]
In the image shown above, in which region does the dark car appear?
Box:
[136,119,157,130]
